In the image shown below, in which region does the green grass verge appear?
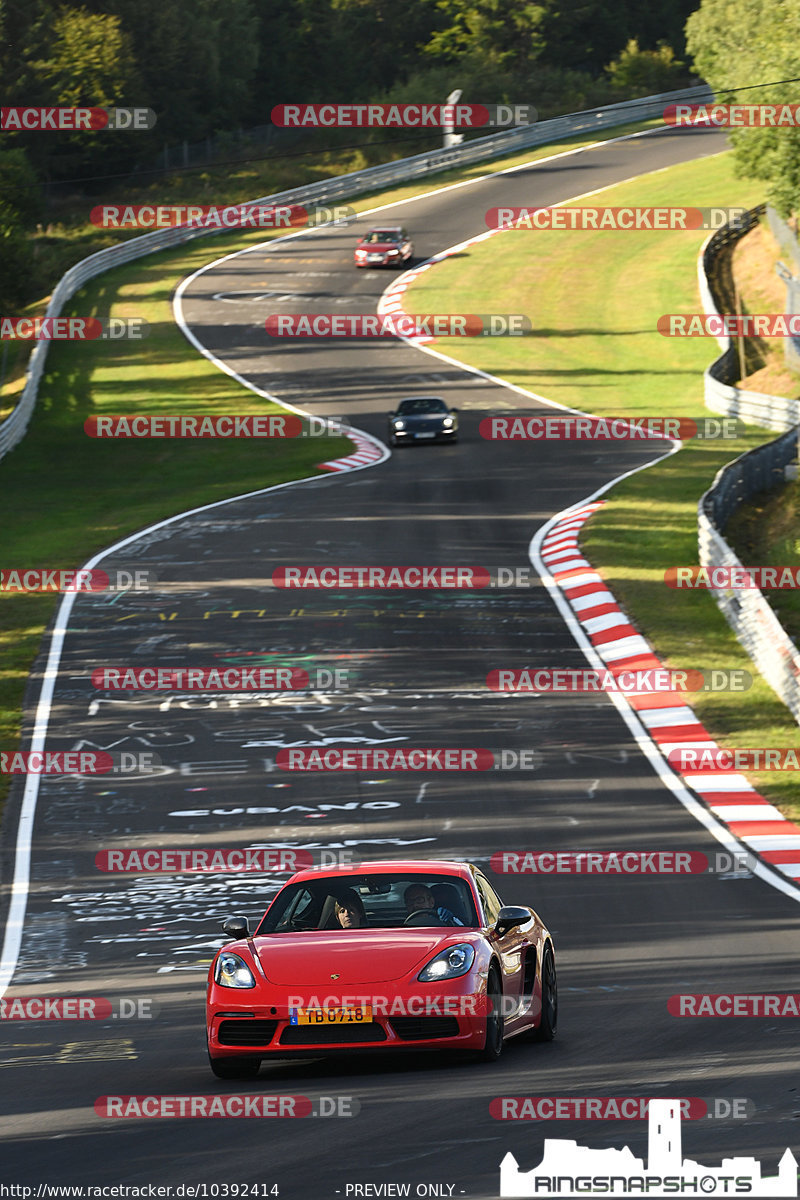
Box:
[0,231,353,808]
[401,150,800,823]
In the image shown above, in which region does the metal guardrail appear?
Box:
[699,204,800,429]
[697,213,800,722]
[0,83,713,462]
[767,205,800,371]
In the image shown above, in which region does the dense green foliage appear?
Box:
[686,0,800,217]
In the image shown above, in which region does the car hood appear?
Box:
[397,412,448,424]
[359,241,398,252]
[252,931,461,985]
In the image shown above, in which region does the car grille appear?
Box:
[218,1019,278,1047]
[279,1022,387,1046]
[388,1016,460,1041]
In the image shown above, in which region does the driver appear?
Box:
[404,883,463,927]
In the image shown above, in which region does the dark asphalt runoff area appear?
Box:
[2,124,799,1198]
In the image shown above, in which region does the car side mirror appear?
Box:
[388,411,396,418]
[221,915,249,939]
[449,406,459,414]
[494,906,529,936]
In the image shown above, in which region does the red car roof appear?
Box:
[287,859,473,885]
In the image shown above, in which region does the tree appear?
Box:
[605,38,686,95]
[685,0,800,217]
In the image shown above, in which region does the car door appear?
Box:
[474,871,528,1019]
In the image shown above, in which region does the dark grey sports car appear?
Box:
[388,396,459,446]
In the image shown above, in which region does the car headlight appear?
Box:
[215,952,256,988]
[418,944,475,982]
[442,417,454,428]
[387,248,399,255]
[393,419,405,430]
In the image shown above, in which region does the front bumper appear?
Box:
[390,425,457,442]
[207,990,487,1056]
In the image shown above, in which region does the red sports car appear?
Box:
[353,226,413,268]
[206,859,557,1077]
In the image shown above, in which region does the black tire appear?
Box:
[477,969,504,1062]
[532,947,557,1042]
[208,1053,261,1079]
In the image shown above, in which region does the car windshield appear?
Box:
[366,231,400,243]
[397,398,448,415]
[256,873,479,933]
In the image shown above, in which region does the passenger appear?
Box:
[334,890,367,928]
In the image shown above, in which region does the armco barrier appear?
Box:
[697,209,800,722]
[0,84,712,462]
[698,204,800,430]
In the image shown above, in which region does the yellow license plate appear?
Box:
[293,1006,372,1025]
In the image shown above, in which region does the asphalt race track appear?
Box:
[3,124,800,1197]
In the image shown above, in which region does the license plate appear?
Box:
[291,1006,372,1025]
[416,432,436,439]
[367,254,383,262]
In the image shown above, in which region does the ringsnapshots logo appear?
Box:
[1,106,156,131]
[90,203,356,229]
[499,1098,797,1197]
[0,317,148,340]
[271,103,537,128]
[265,314,530,337]
[486,206,748,231]
[487,668,752,693]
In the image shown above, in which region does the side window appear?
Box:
[474,873,502,926]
